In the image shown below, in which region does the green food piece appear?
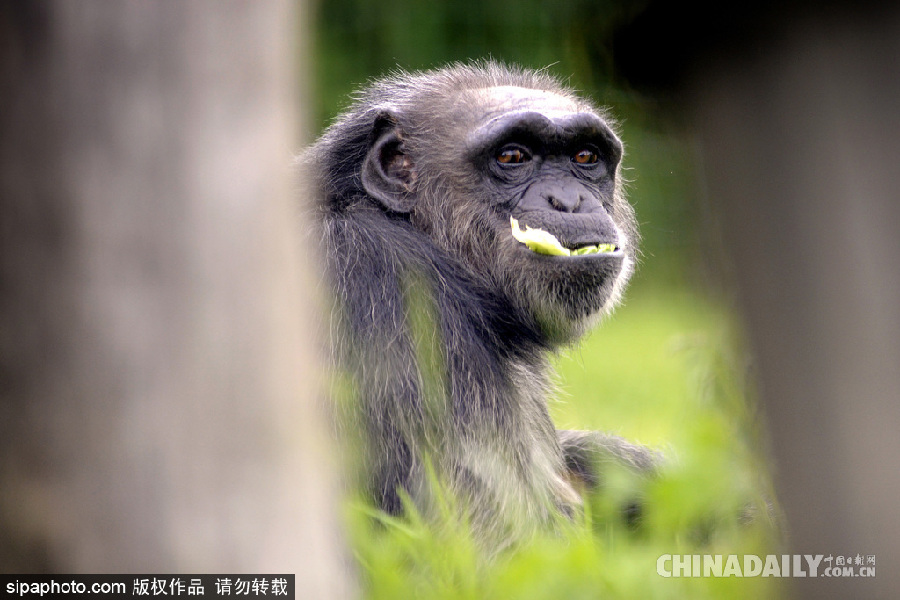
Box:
[510,217,570,256]
[510,217,619,256]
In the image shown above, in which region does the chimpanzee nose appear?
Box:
[542,190,582,213]
[517,180,601,215]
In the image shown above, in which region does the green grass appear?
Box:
[347,283,783,599]
[553,285,748,447]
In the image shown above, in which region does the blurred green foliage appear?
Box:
[313,0,644,124]
[312,1,781,597]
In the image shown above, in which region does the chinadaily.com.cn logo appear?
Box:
[657,554,876,578]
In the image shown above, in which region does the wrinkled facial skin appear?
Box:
[452,87,634,339]
[364,85,636,342]
[468,90,624,249]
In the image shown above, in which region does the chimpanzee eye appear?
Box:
[573,148,600,165]
[496,146,531,165]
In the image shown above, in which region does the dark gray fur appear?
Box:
[303,62,658,543]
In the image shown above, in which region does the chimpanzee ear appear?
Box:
[361,112,416,213]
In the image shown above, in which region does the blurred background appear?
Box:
[2,1,897,599]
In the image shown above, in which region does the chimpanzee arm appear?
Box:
[557,429,660,490]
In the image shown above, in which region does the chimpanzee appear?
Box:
[304,62,657,543]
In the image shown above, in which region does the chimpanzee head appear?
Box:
[315,63,637,343]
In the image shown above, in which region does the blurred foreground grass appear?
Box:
[346,283,783,599]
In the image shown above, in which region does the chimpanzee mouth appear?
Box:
[510,217,621,257]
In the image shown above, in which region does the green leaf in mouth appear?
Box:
[510,217,617,256]
[510,217,570,256]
